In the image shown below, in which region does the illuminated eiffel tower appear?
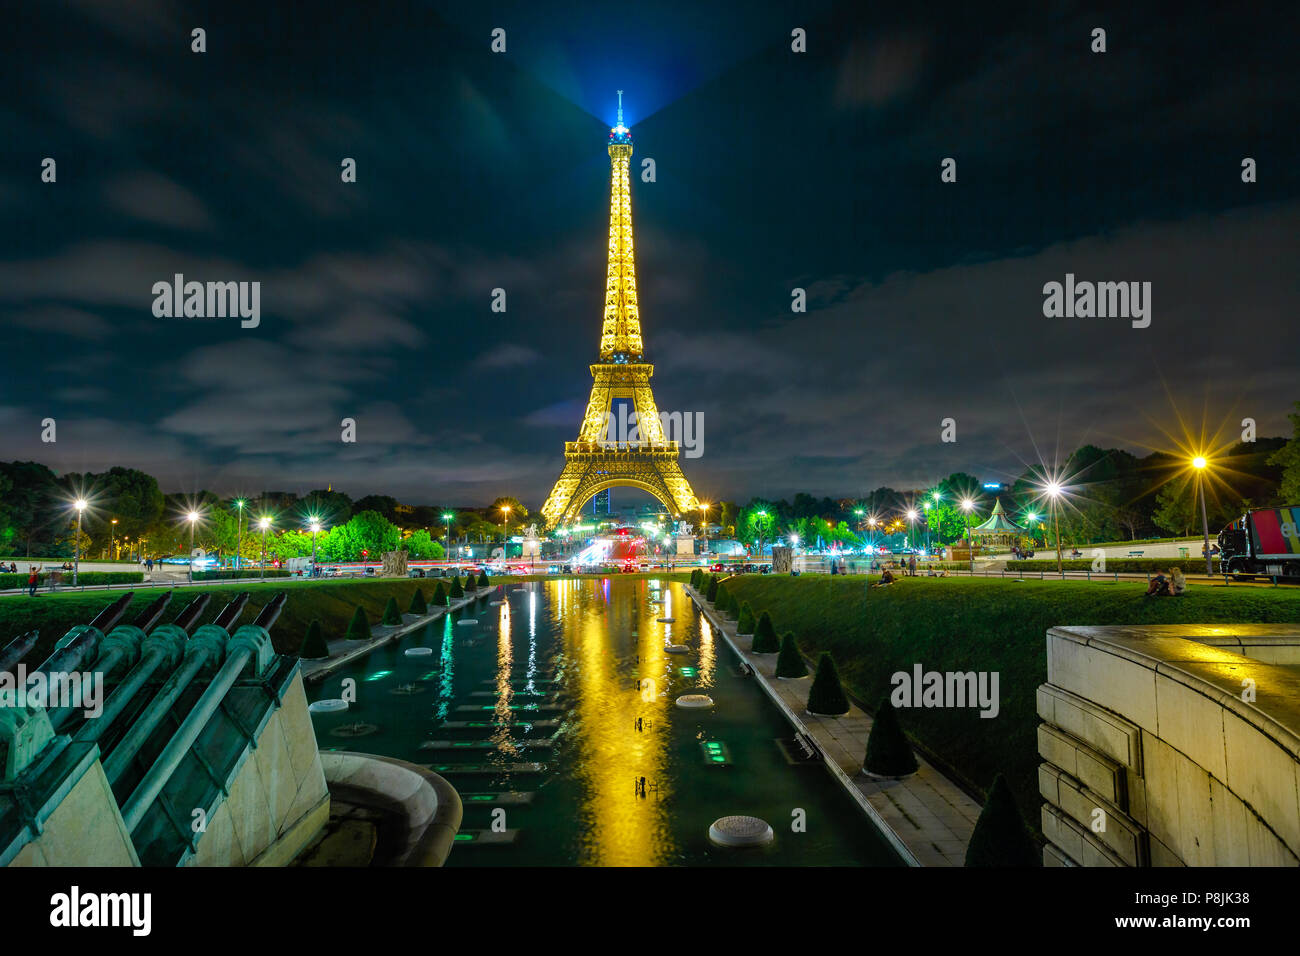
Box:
[539,92,699,529]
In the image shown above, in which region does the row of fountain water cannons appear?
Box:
[0,590,286,832]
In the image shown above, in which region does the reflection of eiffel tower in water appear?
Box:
[540,93,699,529]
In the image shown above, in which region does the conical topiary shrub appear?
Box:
[433,580,449,606]
[382,596,402,626]
[964,774,1039,867]
[864,696,918,777]
[806,652,849,716]
[449,575,465,599]
[478,570,490,588]
[463,571,477,590]
[409,588,428,615]
[299,619,328,659]
[751,610,780,653]
[736,602,756,635]
[346,605,371,641]
[715,585,733,616]
[706,576,720,602]
[690,568,703,589]
[774,632,807,678]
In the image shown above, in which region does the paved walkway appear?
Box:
[302,585,498,684]
[687,585,981,867]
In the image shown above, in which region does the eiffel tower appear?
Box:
[539,93,700,529]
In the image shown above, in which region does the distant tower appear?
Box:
[539,93,699,528]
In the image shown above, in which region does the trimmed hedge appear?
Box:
[736,602,756,635]
[774,632,807,678]
[345,605,372,641]
[381,596,402,625]
[751,610,779,653]
[806,652,849,716]
[706,576,720,602]
[409,588,428,615]
[299,620,329,659]
[432,581,449,606]
[716,585,735,616]
[864,697,918,776]
[477,570,490,588]
[690,569,703,589]
[965,774,1039,867]
[463,572,477,591]
[1014,558,1219,574]
[449,575,465,599]
[191,569,292,581]
[2,571,145,588]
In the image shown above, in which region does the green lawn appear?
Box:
[0,571,691,662]
[717,574,1300,836]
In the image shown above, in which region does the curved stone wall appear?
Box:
[1038,624,1300,867]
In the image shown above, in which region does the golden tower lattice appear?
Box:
[539,93,699,529]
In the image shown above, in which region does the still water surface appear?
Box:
[307,578,900,866]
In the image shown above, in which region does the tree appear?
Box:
[346,606,371,641]
[0,461,60,555]
[382,597,402,626]
[1152,475,1196,536]
[736,602,756,635]
[964,774,1039,866]
[353,495,401,524]
[320,510,400,561]
[299,620,329,659]
[806,652,849,715]
[402,529,445,559]
[432,580,449,606]
[302,489,353,525]
[1268,401,1300,503]
[409,588,428,614]
[751,611,779,653]
[774,632,807,678]
[705,576,719,602]
[449,575,465,598]
[864,697,918,776]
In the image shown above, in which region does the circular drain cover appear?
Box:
[329,722,379,738]
[404,647,434,657]
[675,694,714,709]
[308,699,348,715]
[709,815,774,848]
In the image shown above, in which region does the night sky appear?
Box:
[3,0,1298,508]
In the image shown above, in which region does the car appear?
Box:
[408,567,427,578]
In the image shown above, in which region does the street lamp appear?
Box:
[234,499,245,572]
[73,499,87,586]
[1193,456,1212,576]
[923,501,932,556]
[500,505,511,565]
[186,510,200,582]
[309,518,322,576]
[905,509,918,552]
[443,512,454,565]
[1045,483,1063,574]
[960,498,975,572]
[258,517,271,579]
[110,518,118,561]
[868,515,877,554]
[756,510,769,558]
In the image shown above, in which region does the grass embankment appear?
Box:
[717,574,1300,836]
[0,571,691,663]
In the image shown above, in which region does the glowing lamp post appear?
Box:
[309,519,322,575]
[73,499,87,586]
[960,499,975,571]
[258,517,271,580]
[906,509,918,552]
[443,512,455,566]
[923,501,932,556]
[234,499,245,572]
[1193,456,1212,576]
[501,505,511,565]
[186,511,200,582]
[1046,483,1063,575]
[756,510,769,558]
[110,518,118,562]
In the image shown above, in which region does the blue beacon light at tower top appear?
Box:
[610,89,632,144]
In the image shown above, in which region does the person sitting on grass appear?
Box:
[872,568,896,588]
[1145,571,1171,597]
[1169,567,1187,596]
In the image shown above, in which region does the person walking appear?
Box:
[908,555,917,577]
[27,564,42,597]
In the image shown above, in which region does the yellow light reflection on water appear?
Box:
[562,577,671,866]
[492,596,515,751]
